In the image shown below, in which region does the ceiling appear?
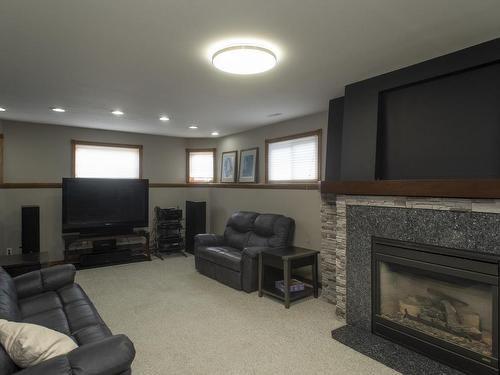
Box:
[1,1,499,138]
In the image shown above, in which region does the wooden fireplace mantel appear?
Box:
[320,179,500,199]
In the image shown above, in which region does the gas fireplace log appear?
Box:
[441,300,460,327]
[458,311,481,330]
[427,288,468,307]
[406,313,483,341]
[399,299,422,317]
[482,331,493,347]
[448,325,483,341]
[398,296,484,342]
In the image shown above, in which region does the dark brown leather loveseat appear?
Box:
[194,211,295,292]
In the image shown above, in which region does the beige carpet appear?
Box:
[76,256,398,375]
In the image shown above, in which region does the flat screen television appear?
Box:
[62,178,149,234]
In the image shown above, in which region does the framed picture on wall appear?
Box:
[221,150,237,183]
[238,147,258,183]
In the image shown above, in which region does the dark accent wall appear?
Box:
[377,62,500,179]
[328,37,500,181]
[325,97,344,181]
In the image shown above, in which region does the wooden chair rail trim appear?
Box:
[320,179,500,199]
[0,182,319,190]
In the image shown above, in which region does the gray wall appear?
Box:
[3,121,186,183]
[214,112,327,182]
[0,112,327,260]
[1,120,193,260]
[206,112,327,250]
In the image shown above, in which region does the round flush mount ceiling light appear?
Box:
[0,107,6,112]
[52,107,66,113]
[211,131,219,136]
[212,45,277,75]
[188,125,198,129]
[111,110,124,116]
[159,115,170,122]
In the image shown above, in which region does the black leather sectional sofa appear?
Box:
[194,211,295,292]
[0,264,135,375]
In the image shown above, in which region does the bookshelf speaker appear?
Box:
[22,206,40,254]
[185,201,206,254]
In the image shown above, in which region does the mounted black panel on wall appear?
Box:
[325,97,344,181]
[376,62,500,180]
[21,206,40,254]
[337,37,500,180]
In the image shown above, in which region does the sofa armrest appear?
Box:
[15,334,135,375]
[241,247,283,292]
[241,246,273,258]
[194,234,224,249]
[14,264,76,299]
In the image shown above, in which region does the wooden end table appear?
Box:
[0,252,49,277]
[258,246,320,308]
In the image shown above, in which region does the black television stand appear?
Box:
[62,230,151,269]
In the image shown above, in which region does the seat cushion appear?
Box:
[64,299,105,333]
[0,268,21,374]
[0,268,21,322]
[223,228,250,250]
[225,212,258,232]
[223,212,258,250]
[19,284,112,346]
[196,246,242,272]
[18,292,62,318]
[247,214,295,248]
[22,308,71,336]
[72,323,112,345]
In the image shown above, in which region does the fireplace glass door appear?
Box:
[372,238,499,374]
[378,261,494,357]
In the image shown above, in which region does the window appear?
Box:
[186,148,215,183]
[266,130,321,183]
[72,140,142,178]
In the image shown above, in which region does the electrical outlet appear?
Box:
[6,248,13,256]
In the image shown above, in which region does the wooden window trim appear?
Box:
[185,148,216,184]
[71,139,143,178]
[0,134,3,184]
[265,129,322,184]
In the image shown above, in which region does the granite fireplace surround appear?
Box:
[320,195,500,325]
[320,195,500,373]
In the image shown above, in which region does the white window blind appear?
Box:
[74,144,141,178]
[188,151,214,182]
[268,134,319,182]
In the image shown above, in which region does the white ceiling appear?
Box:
[1,1,500,138]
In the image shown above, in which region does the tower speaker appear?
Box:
[21,206,40,254]
[185,201,206,254]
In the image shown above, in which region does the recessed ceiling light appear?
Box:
[212,45,277,75]
[159,116,170,122]
[267,112,282,118]
[188,125,198,129]
[111,110,124,116]
[0,107,6,112]
[211,131,219,136]
[52,107,66,113]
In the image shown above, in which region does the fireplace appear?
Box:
[372,237,499,375]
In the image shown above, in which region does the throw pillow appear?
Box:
[0,319,78,368]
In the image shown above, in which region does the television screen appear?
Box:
[62,178,149,233]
